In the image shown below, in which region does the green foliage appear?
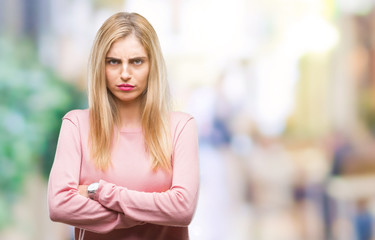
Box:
[0,36,86,229]
[359,88,375,135]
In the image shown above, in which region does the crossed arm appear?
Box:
[48,114,199,233]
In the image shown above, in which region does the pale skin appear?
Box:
[78,34,150,198]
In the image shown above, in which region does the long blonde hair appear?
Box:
[88,12,172,171]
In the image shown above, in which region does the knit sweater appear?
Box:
[48,109,199,240]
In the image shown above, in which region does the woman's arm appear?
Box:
[92,117,200,227]
[48,114,143,233]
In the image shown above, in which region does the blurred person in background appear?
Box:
[47,12,199,240]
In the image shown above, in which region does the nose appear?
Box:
[121,64,131,80]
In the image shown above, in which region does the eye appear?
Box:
[106,58,120,65]
[132,58,144,65]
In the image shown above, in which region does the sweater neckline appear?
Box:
[119,127,142,133]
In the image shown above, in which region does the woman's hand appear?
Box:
[78,185,89,198]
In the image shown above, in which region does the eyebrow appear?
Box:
[105,56,148,60]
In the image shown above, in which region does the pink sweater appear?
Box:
[48,109,199,240]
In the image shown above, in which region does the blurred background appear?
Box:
[1,0,375,239]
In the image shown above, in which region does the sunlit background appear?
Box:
[1,0,375,239]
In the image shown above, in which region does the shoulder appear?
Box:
[170,111,194,125]
[62,109,89,127]
[170,111,197,135]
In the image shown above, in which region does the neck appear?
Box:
[116,100,142,129]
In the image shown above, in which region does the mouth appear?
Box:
[117,84,135,91]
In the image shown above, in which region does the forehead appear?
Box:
[106,34,147,57]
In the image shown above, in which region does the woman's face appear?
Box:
[105,34,150,106]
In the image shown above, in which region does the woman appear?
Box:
[48,12,200,240]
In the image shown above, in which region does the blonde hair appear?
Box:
[88,12,172,171]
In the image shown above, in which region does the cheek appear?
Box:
[142,73,149,88]
[105,69,116,83]
[143,71,149,82]
[142,67,150,83]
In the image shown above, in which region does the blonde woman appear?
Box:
[48,12,199,240]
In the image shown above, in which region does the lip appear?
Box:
[117,84,135,91]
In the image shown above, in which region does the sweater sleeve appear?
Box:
[48,113,143,233]
[95,117,200,227]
